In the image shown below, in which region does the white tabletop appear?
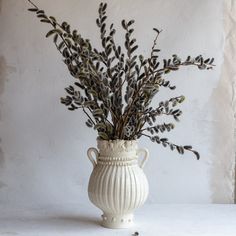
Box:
[0,203,235,236]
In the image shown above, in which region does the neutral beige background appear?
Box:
[0,0,235,206]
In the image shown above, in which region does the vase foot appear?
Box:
[101,213,134,229]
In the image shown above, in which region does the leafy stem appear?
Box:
[27,1,215,160]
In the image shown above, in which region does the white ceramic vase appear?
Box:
[87,139,149,229]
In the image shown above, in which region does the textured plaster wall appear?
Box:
[0,0,234,206]
[209,0,236,203]
[223,0,236,203]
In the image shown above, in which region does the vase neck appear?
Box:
[97,139,138,155]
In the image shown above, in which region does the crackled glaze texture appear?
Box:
[87,139,149,228]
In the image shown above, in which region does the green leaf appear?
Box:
[209,58,214,64]
[58,41,65,50]
[37,14,47,19]
[98,132,109,140]
[165,69,170,74]
[46,30,55,38]
[101,16,107,23]
[130,45,138,54]
[153,49,161,53]
[45,29,62,38]
[153,28,160,34]
[183,145,192,149]
[193,151,200,160]
[85,120,93,128]
[53,34,58,43]
[88,89,97,97]
[177,146,184,154]
[102,3,107,11]
[84,101,95,107]
[49,16,56,22]
[65,38,72,48]
[28,8,38,12]
[36,10,45,14]
[101,23,106,33]
[93,109,104,116]
[121,19,126,29]
[94,122,106,130]
[127,20,135,26]
[40,19,51,23]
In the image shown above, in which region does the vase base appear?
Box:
[101,213,134,229]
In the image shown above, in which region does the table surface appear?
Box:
[0,203,235,236]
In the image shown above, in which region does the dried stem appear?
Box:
[27,1,214,159]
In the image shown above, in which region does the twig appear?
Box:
[82,107,96,125]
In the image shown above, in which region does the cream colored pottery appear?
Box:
[87,139,149,229]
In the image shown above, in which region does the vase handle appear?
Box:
[87,147,99,168]
[137,148,149,169]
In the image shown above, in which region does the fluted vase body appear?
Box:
[87,139,149,229]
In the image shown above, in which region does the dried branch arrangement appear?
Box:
[27,1,215,159]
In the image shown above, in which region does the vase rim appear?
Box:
[96,137,137,143]
[96,138,139,151]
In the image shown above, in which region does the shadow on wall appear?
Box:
[0,56,6,167]
[0,56,7,107]
[0,55,16,167]
[0,138,4,167]
[0,55,6,189]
